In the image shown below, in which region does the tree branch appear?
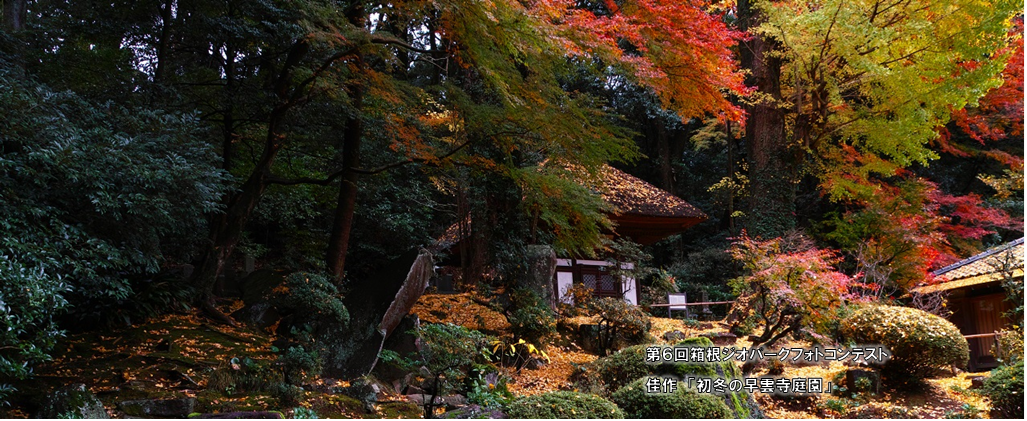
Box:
[351,137,476,175]
[267,137,476,185]
[371,35,435,54]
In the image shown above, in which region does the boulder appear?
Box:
[663,330,687,342]
[341,377,391,411]
[969,376,986,390]
[701,331,738,346]
[845,369,881,394]
[522,357,547,370]
[443,404,504,419]
[36,384,109,419]
[230,302,281,331]
[405,394,465,409]
[237,269,289,306]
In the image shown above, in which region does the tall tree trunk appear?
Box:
[222,41,237,172]
[2,0,27,32]
[192,116,286,324]
[738,0,795,238]
[656,122,675,194]
[191,39,309,322]
[154,0,173,83]
[726,119,738,235]
[324,2,367,284]
[326,82,364,283]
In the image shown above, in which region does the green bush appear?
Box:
[582,345,657,393]
[576,338,756,418]
[588,297,652,354]
[994,328,1023,365]
[466,371,512,410]
[611,377,731,419]
[507,288,557,345]
[0,257,68,404]
[840,305,969,381]
[274,272,349,325]
[380,323,491,417]
[506,391,623,419]
[0,59,225,400]
[981,360,1024,418]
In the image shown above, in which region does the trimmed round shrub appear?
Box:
[589,297,652,351]
[575,338,757,418]
[839,305,969,380]
[505,391,623,419]
[612,377,731,419]
[587,345,655,393]
[981,360,1024,418]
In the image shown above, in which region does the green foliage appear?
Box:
[0,64,226,307]
[274,272,349,326]
[579,336,747,416]
[381,323,491,411]
[756,0,1020,198]
[0,257,68,400]
[840,305,969,381]
[206,356,292,400]
[944,403,984,419]
[417,324,490,378]
[588,297,653,354]
[292,407,319,419]
[505,391,624,419]
[465,371,513,410]
[994,329,1024,365]
[667,246,740,291]
[0,57,224,398]
[611,377,731,419]
[997,252,1024,336]
[507,288,557,345]
[269,272,348,386]
[578,345,657,394]
[272,384,304,407]
[488,338,550,369]
[278,346,322,386]
[981,360,1024,419]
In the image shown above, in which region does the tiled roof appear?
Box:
[600,165,706,219]
[432,164,706,249]
[912,238,1024,294]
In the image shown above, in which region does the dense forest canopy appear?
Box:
[1,0,1023,415]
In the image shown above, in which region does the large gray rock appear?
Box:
[701,331,738,346]
[845,369,881,394]
[230,301,281,330]
[119,397,197,417]
[36,384,109,419]
[517,245,557,311]
[443,404,505,419]
[341,377,392,412]
[405,394,466,409]
[663,330,687,342]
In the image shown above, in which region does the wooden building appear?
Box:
[553,165,706,305]
[911,238,1024,372]
[436,164,706,305]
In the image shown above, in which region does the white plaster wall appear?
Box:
[557,272,575,305]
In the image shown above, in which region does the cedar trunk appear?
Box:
[738,0,795,238]
[326,84,364,283]
[2,0,26,32]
